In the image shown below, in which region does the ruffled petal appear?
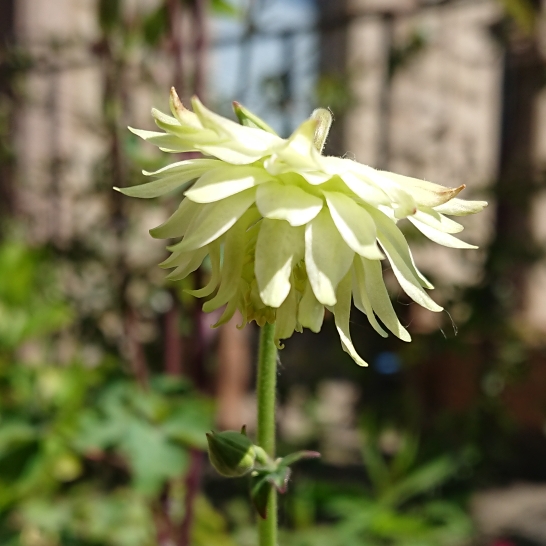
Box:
[324,191,384,260]
[255,219,304,308]
[256,181,323,226]
[305,209,354,306]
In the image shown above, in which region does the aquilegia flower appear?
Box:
[118,88,487,366]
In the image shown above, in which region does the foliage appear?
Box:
[0,242,233,546]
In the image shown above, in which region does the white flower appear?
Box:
[118,88,487,366]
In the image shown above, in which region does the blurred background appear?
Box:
[1,0,546,545]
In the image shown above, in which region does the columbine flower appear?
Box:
[118,88,487,366]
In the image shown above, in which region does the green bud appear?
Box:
[232,101,278,135]
[206,430,256,478]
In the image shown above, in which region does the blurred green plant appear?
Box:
[279,425,473,546]
[0,241,234,546]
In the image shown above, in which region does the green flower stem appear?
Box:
[257,322,278,546]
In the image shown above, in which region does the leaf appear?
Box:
[250,472,272,519]
[120,419,189,495]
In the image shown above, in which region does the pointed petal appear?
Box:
[305,209,354,306]
[212,297,239,328]
[366,206,433,289]
[196,143,268,164]
[409,217,478,249]
[128,127,195,153]
[143,159,221,177]
[170,87,203,129]
[360,257,411,341]
[297,282,324,333]
[255,219,304,308]
[169,188,256,252]
[186,240,221,297]
[274,288,298,343]
[232,101,278,134]
[433,198,488,216]
[117,161,217,198]
[413,207,464,234]
[256,181,323,226]
[202,215,249,313]
[333,272,368,367]
[165,247,208,281]
[324,191,384,259]
[377,234,443,312]
[150,198,200,239]
[340,171,391,207]
[185,166,273,204]
[379,171,465,207]
[352,259,388,338]
[191,96,282,149]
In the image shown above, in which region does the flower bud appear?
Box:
[206,430,256,478]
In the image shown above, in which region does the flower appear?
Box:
[118,88,487,366]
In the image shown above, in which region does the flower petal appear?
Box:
[191,96,282,150]
[150,198,200,239]
[366,206,433,289]
[128,127,199,153]
[186,240,221,297]
[185,166,273,204]
[169,87,203,129]
[377,233,443,312]
[352,259,388,338]
[256,181,323,226]
[305,209,354,306]
[274,287,298,344]
[255,219,304,308]
[379,171,465,207]
[324,191,384,260]
[340,171,391,207]
[165,247,208,281]
[368,171,418,218]
[359,257,411,341]
[333,272,368,367]
[143,159,221,177]
[297,282,324,333]
[212,297,239,328]
[202,214,250,313]
[433,198,488,216]
[117,160,219,198]
[413,207,463,234]
[169,188,256,252]
[409,217,478,249]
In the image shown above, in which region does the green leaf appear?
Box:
[250,471,272,519]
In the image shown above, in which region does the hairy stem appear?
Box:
[257,322,278,546]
